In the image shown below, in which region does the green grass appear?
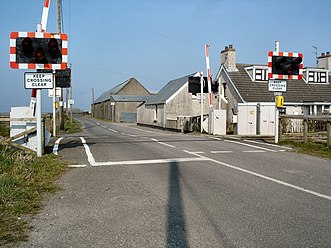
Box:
[279,140,331,159]
[0,145,68,246]
[63,117,82,133]
[0,123,10,138]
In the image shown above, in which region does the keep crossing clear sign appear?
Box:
[268,79,287,92]
[24,72,53,89]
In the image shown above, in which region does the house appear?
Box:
[137,73,214,131]
[93,77,151,123]
[215,45,331,135]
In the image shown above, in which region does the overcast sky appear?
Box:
[1,0,330,112]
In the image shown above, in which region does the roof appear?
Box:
[146,74,194,105]
[94,77,144,104]
[225,63,331,103]
[110,95,152,102]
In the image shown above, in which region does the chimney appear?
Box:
[221,44,238,71]
[317,51,331,70]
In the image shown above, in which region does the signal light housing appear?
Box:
[10,32,68,70]
[268,51,303,80]
[188,76,218,95]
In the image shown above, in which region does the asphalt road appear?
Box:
[21,116,331,248]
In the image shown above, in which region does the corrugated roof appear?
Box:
[146,73,194,105]
[226,64,331,103]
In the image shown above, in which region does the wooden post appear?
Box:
[327,121,331,148]
[303,119,308,143]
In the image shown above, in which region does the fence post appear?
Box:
[327,121,331,148]
[303,119,308,143]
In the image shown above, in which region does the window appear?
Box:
[245,66,268,82]
[304,69,329,84]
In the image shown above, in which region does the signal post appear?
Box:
[9,29,68,156]
[268,47,303,143]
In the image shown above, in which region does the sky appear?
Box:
[1,0,330,113]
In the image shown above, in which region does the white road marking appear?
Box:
[211,151,233,154]
[158,142,176,148]
[150,138,175,148]
[96,122,100,126]
[183,150,331,201]
[68,164,87,168]
[101,125,107,128]
[121,133,136,137]
[210,137,222,141]
[225,140,277,152]
[244,139,292,150]
[53,137,63,155]
[80,137,96,165]
[193,151,205,154]
[92,157,207,167]
[242,150,266,153]
[108,128,118,133]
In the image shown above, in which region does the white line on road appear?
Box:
[225,140,277,152]
[121,133,136,137]
[53,137,63,155]
[242,150,266,153]
[244,139,292,150]
[108,128,118,133]
[211,151,233,154]
[68,164,87,168]
[80,137,96,165]
[92,157,207,167]
[150,138,176,148]
[183,150,331,201]
[158,142,176,148]
[209,137,222,141]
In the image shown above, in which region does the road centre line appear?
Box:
[209,137,222,141]
[183,150,331,201]
[80,137,96,165]
[108,128,118,133]
[53,137,63,155]
[225,140,277,152]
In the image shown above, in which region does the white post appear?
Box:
[36,24,43,157]
[274,41,280,143]
[200,72,204,133]
[52,71,56,137]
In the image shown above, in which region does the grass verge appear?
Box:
[0,123,10,138]
[279,140,331,159]
[63,117,82,134]
[0,144,68,246]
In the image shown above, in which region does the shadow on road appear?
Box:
[167,161,188,248]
